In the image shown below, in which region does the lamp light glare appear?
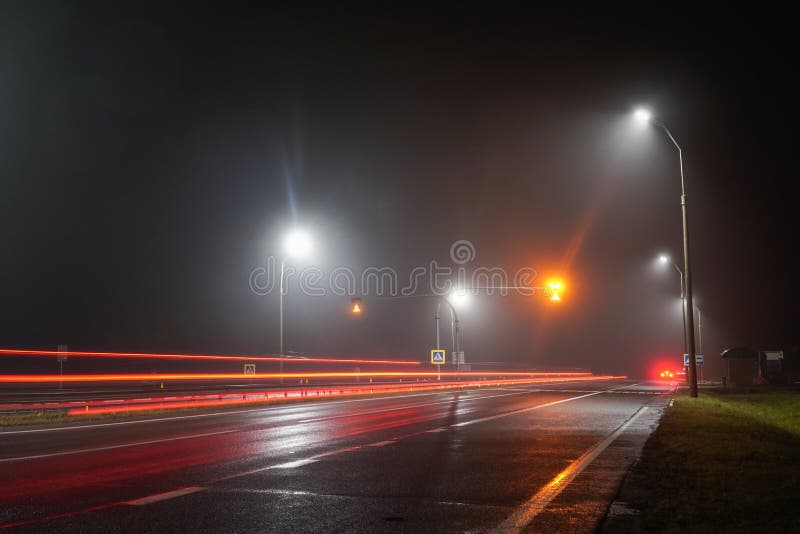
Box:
[634,108,653,124]
[284,230,312,258]
[448,288,470,308]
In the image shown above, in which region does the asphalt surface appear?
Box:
[0,379,672,533]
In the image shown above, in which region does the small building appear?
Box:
[720,347,759,386]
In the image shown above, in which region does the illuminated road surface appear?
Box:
[0,380,671,533]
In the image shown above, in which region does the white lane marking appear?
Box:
[368,440,396,447]
[492,405,650,534]
[214,446,364,482]
[297,391,527,423]
[453,383,637,428]
[125,486,205,506]
[271,458,319,469]
[0,430,237,463]
[426,428,447,433]
[453,392,600,427]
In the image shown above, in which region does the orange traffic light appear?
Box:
[546,278,565,302]
[351,298,363,314]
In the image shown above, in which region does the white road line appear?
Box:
[492,405,650,533]
[271,458,319,469]
[453,392,601,427]
[297,390,528,423]
[368,440,396,447]
[0,430,237,463]
[453,383,638,427]
[125,487,205,506]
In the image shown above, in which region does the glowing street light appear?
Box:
[279,228,313,383]
[636,106,700,397]
[284,230,312,258]
[448,287,470,308]
[633,107,653,125]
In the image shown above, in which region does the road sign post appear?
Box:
[684,353,703,366]
[431,349,446,381]
[244,364,256,375]
[57,344,68,390]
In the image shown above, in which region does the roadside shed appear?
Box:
[720,347,759,386]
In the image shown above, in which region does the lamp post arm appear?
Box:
[654,121,686,196]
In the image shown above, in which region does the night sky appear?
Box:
[1,5,796,378]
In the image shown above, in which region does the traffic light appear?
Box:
[546,278,564,302]
[351,298,363,314]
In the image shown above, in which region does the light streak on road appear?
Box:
[0,375,625,416]
[0,371,602,383]
[0,348,421,366]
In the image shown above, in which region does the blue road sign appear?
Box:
[683,354,704,366]
[430,349,446,365]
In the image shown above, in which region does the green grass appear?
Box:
[705,387,800,436]
[604,387,800,533]
[0,410,73,426]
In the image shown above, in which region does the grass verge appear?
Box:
[604,387,800,533]
[0,397,330,428]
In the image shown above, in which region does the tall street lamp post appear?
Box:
[434,300,460,380]
[638,108,699,397]
[279,229,312,384]
[447,288,469,369]
[659,254,688,358]
[659,253,704,382]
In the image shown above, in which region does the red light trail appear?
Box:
[0,371,601,383]
[0,348,420,366]
[50,375,623,416]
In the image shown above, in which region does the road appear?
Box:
[0,379,671,533]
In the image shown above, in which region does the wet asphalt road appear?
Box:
[0,379,671,533]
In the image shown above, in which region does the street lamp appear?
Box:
[657,253,705,382]
[444,288,469,370]
[279,229,312,383]
[638,107,699,397]
[657,253,688,359]
[448,287,470,309]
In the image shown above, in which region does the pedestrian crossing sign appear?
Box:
[431,349,446,365]
[244,364,256,374]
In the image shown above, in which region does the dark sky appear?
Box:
[1,5,796,378]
